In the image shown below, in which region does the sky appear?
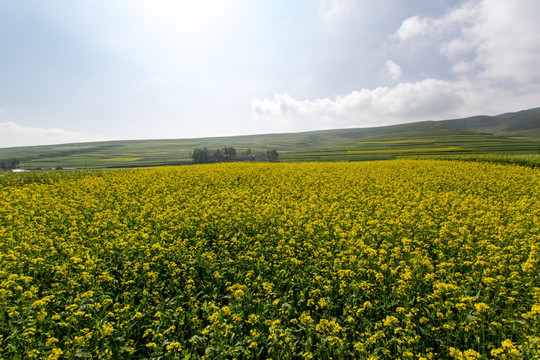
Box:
[1,0,540,148]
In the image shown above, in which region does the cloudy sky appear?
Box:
[1,0,539,148]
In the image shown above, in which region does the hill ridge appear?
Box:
[1,107,539,168]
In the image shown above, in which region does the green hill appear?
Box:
[1,107,539,168]
[440,107,540,137]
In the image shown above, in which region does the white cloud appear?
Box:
[393,3,479,43]
[440,38,475,60]
[252,79,540,132]
[472,0,540,82]
[393,0,540,83]
[319,0,354,18]
[254,0,540,134]
[451,61,475,75]
[393,15,433,41]
[385,60,402,80]
[0,122,105,148]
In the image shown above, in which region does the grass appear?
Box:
[346,147,470,154]
[99,157,144,162]
[1,108,539,168]
[1,132,538,169]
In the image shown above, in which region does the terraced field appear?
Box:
[1,108,539,168]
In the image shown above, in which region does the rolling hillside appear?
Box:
[1,107,539,169]
[440,107,540,137]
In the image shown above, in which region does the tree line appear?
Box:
[191,147,278,164]
[0,158,20,170]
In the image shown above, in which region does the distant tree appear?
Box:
[243,148,254,161]
[0,158,20,170]
[212,148,223,162]
[223,146,237,159]
[192,147,228,163]
[266,149,279,161]
[192,147,210,164]
[192,146,277,164]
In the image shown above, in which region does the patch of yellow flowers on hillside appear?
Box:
[0,160,539,359]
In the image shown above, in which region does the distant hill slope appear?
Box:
[1,107,539,168]
[440,107,540,137]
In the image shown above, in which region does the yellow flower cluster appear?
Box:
[0,160,539,359]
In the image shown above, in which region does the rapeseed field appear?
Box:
[0,160,539,359]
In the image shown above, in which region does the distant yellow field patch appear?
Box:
[347,147,469,154]
[99,157,143,162]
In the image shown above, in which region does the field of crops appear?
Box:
[412,154,540,168]
[1,161,539,359]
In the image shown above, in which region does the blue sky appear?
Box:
[1,0,540,147]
